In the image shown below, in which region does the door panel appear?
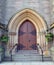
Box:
[18,20,37,50]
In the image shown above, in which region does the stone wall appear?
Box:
[3,0,51,28]
[0,0,7,36]
[50,0,54,24]
[0,0,6,24]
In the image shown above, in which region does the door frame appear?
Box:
[17,18,37,48]
[18,20,37,50]
[8,9,47,50]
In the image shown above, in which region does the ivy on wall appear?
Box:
[0,35,8,43]
[45,33,54,42]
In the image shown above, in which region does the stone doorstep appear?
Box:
[4,50,52,61]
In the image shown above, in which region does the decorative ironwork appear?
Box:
[30,44,38,50]
[17,43,25,50]
[30,30,36,35]
[18,30,25,36]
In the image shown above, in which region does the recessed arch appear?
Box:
[18,19,37,50]
[8,8,47,31]
[8,8,47,48]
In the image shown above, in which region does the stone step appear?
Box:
[13,55,42,61]
[43,57,52,61]
[14,53,41,56]
[4,54,52,61]
[13,55,52,61]
[13,55,42,59]
[17,50,38,54]
[12,50,41,61]
[4,50,52,61]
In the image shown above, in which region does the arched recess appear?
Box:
[8,8,47,48]
[18,20,37,50]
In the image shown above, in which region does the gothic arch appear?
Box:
[8,8,47,47]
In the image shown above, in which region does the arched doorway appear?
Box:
[8,9,47,51]
[18,20,37,50]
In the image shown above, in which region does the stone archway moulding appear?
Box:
[8,8,47,47]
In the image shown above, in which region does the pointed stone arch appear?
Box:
[8,8,47,48]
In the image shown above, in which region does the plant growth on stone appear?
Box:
[45,32,54,42]
[0,34,8,43]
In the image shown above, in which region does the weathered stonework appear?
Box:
[0,0,54,61]
[3,0,51,28]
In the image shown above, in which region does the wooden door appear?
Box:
[18,20,37,50]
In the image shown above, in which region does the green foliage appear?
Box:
[45,33,54,42]
[0,35,8,43]
[0,48,3,52]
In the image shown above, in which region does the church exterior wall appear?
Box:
[0,0,51,28]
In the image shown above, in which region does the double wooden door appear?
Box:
[18,20,37,50]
